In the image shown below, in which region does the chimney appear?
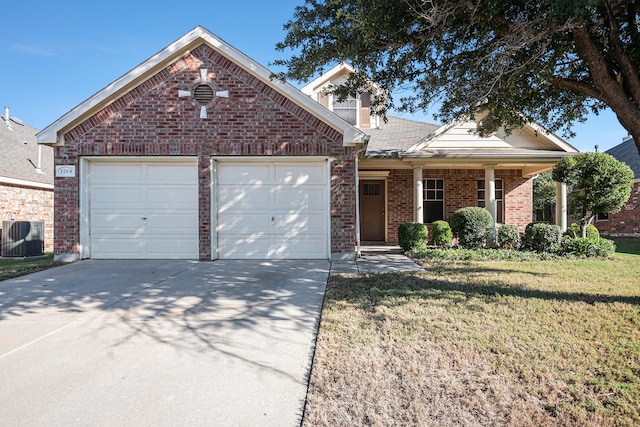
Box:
[4,106,11,130]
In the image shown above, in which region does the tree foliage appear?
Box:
[552,152,634,236]
[275,0,640,152]
[533,171,556,222]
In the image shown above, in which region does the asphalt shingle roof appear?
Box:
[606,137,639,178]
[0,114,53,186]
[366,115,441,158]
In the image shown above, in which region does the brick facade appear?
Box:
[0,184,54,252]
[54,43,355,260]
[385,168,532,242]
[595,181,640,236]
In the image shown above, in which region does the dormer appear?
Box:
[301,63,379,129]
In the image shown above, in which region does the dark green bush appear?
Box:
[497,224,521,249]
[564,223,600,239]
[524,222,563,252]
[398,222,429,252]
[560,237,615,258]
[450,207,494,248]
[431,220,453,247]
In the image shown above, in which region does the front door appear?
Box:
[360,180,385,241]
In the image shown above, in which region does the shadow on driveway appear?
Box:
[0,259,328,426]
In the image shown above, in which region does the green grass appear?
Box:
[0,253,63,281]
[609,236,640,256]
[304,250,640,426]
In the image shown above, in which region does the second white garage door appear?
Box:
[87,159,199,259]
[215,159,329,259]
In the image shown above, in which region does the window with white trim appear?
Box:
[332,95,357,125]
[423,178,444,223]
[478,179,504,224]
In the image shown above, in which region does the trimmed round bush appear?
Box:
[450,207,494,249]
[564,223,600,239]
[431,220,453,247]
[524,222,563,252]
[497,224,521,249]
[398,222,428,252]
[560,237,615,258]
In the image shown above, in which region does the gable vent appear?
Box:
[193,84,214,106]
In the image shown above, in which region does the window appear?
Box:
[333,95,357,125]
[363,182,381,196]
[423,179,444,223]
[596,213,609,221]
[478,179,504,224]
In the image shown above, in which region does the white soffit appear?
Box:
[37,26,365,147]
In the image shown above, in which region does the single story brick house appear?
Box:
[38,27,577,262]
[1,109,54,251]
[597,136,640,236]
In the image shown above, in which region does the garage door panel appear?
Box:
[273,187,327,210]
[271,237,327,259]
[88,160,198,259]
[91,163,143,183]
[217,213,270,234]
[145,213,199,234]
[145,237,198,258]
[91,237,145,259]
[274,164,326,184]
[147,187,197,207]
[218,188,270,211]
[218,237,272,259]
[91,213,145,233]
[147,163,196,183]
[274,213,327,236]
[216,160,329,259]
[218,164,271,184]
[92,188,144,206]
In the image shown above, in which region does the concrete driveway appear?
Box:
[0,259,329,426]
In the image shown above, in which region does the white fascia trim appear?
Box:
[301,63,356,96]
[526,122,579,153]
[38,26,366,147]
[404,119,463,153]
[0,176,54,190]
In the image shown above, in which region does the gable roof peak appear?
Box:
[37,26,365,147]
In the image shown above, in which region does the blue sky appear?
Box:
[1,0,628,152]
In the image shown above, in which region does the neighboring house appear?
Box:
[37,27,577,262]
[1,108,54,252]
[597,136,640,236]
[302,63,579,243]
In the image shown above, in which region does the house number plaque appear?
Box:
[55,165,76,177]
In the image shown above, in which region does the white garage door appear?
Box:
[88,160,199,259]
[215,160,329,259]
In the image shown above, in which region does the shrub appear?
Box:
[560,237,615,258]
[398,222,428,252]
[431,220,453,247]
[450,207,494,249]
[524,222,563,253]
[497,224,521,249]
[564,223,600,239]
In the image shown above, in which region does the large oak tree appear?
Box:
[275,0,640,152]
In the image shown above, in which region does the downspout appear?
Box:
[354,135,370,258]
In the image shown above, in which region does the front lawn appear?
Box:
[0,253,62,281]
[304,251,640,426]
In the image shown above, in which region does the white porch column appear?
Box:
[414,166,423,223]
[485,166,497,241]
[555,181,568,231]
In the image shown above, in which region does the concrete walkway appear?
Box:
[330,245,425,276]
